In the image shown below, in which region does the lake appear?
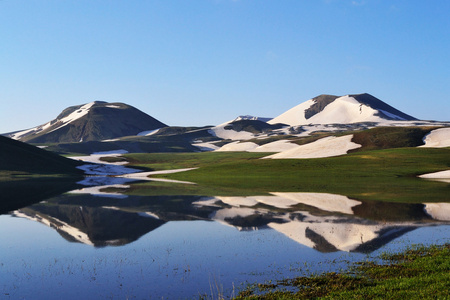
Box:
[1,178,449,299]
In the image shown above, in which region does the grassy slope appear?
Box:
[124,147,450,202]
[0,136,84,213]
[0,136,83,177]
[235,244,450,299]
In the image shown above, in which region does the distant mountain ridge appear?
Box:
[8,101,167,143]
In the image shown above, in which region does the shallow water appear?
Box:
[1,181,449,299]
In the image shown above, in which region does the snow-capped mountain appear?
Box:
[8,101,167,143]
[268,93,417,126]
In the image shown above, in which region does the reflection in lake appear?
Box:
[1,180,449,299]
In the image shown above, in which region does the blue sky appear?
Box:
[1,0,449,133]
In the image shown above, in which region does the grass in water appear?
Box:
[234,244,450,299]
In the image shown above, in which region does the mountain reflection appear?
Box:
[11,186,450,252]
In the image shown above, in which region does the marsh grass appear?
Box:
[234,244,450,299]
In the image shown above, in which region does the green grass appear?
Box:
[234,244,450,299]
[124,147,450,202]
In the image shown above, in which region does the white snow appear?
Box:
[137,212,160,219]
[264,135,361,159]
[268,99,315,126]
[106,105,121,109]
[71,150,129,165]
[379,109,406,120]
[270,192,361,215]
[232,115,272,122]
[137,128,161,136]
[249,140,299,152]
[215,141,258,152]
[12,210,95,246]
[423,203,450,221]
[267,219,387,252]
[192,141,221,151]
[208,124,256,140]
[196,192,360,214]
[419,170,450,179]
[70,184,130,199]
[419,128,450,148]
[116,168,197,185]
[418,170,450,183]
[268,95,396,126]
[10,102,97,139]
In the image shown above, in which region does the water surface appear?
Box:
[1,180,449,299]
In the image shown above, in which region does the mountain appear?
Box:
[8,101,167,143]
[268,93,417,126]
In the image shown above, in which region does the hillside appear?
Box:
[0,135,83,176]
[0,136,84,213]
[8,101,167,143]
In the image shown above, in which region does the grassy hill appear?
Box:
[0,135,83,177]
[0,136,84,213]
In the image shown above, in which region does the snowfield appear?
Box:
[419,127,450,148]
[263,135,361,159]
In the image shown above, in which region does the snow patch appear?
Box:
[137,128,161,136]
[249,140,299,152]
[378,109,406,120]
[70,184,130,199]
[264,135,361,159]
[208,124,255,140]
[419,128,450,148]
[215,141,258,152]
[192,142,220,151]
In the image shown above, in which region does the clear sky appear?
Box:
[1,0,449,133]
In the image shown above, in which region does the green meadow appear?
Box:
[124,147,450,202]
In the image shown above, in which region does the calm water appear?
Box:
[1,180,449,299]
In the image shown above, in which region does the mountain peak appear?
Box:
[9,101,167,143]
[268,93,416,126]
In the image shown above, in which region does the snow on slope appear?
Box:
[10,102,96,140]
[216,140,299,152]
[208,124,256,140]
[268,95,405,126]
[264,135,361,159]
[268,99,315,126]
[215,141,258,152]
[249,140,299,152]
[419,128,450,148]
